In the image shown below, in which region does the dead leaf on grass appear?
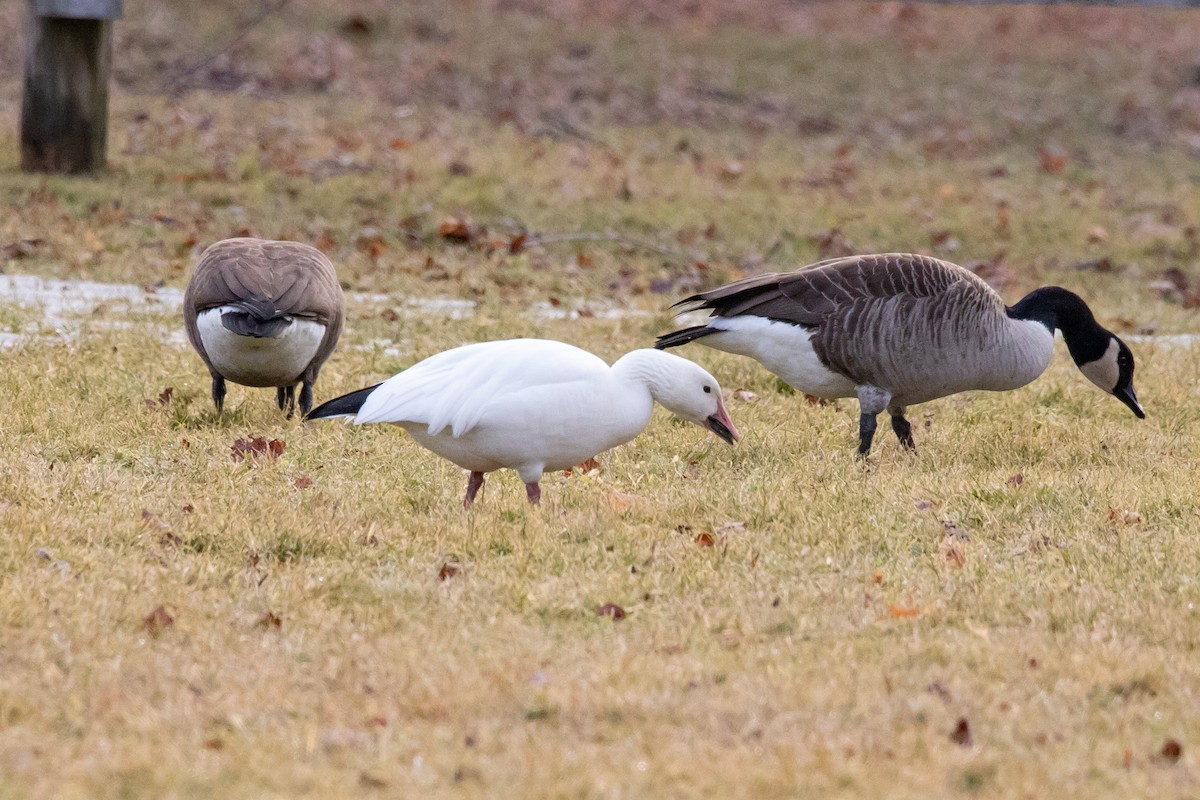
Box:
[438,216,474,243]
[292,476,314,489]
[1159,739,1183,764]
[143,604,174,636]
[694,532,716,547]
[950,717,973,747]
[256,611,282,629]
[887,604,920,619]
[596,603,626,621]
[438,562,461,581]
[1038,143,1067,174]
[231,436,285,463]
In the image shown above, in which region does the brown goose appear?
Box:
[184,238,344,417]
[656,253,1144,455]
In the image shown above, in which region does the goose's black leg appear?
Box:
[857,413,878,457]
[280,385,297,419]
[855,385,892,458]
[889,404,916,452]
[298,380,314,417]
[212,375,227,414]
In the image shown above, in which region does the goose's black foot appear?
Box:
[298,381,314,417]
[212,375,227,414]
[890,411,916,452]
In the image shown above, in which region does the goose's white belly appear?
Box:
[704,316,856,398]
[197,308,325,386]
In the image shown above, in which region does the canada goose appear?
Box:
[656,253,1144,455]
[183,238,344,417]
[306,338,738,507]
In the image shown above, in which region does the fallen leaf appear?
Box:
[157,387,174,406]
[256,611,282,629]
[292,476,314,489]
[143,604,174,636]
[203,738,225,751]
[314,233,337,252]
[231,436,285,462]
[596,603,626,621]
[339,15,374,35]
[1160,738,1183,764]
[1086,225,1109,243]
[438,216,473,243]
[388,138,412,150]
[1038,143,1067,174]
[379,308,399,322]
[438,562,461,581]
[1,237,45,259]
[509,232,527,253]
[950,717,973,747]
[140,509,170,532]
[941,536,967,568]
[1007,474,1025,486]
[694,532,716,547]
[914,499,933,510]
[887,604,920,619]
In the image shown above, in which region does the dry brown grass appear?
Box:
[2,2,1200,798]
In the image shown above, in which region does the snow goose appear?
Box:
[656,253,1144,456]
[306,338,739,506]
[184,238,344,417]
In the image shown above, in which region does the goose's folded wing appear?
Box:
[679,253,997,327]
[186,239,341,322]
[354,340,609,436]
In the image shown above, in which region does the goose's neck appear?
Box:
[611,349,671,400]
[1007,286,1108,364]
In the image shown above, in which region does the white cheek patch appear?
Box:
[1079,339,1121,392]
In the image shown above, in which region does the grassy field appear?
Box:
[2,1,1200,797]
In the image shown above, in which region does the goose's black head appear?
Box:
[1009,287,1145,419]
[1077,335,1145,419]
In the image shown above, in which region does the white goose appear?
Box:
[306,339,739,506]
[656,253,1144,455]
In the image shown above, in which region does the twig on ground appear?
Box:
[163,0,291,94]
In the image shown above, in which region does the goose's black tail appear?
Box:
[654,325,718,351]
[305,383,382,420]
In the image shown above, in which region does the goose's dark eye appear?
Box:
[703,385,712,394]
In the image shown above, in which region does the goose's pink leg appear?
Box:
[524,482,541,505]
[464,471,485,508]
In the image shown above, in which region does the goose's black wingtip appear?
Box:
[669,294,706,310]
[305,383,382,421]
[654,325,718,351]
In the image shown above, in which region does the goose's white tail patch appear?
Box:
[197,307,325,386]
[703,317,856,398]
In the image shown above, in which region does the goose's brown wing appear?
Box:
[678,254,998,326]
[676,253,1005,386]
[183,238,345,376]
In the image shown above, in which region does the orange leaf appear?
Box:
[887,604,920,619]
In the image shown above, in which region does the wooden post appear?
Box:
[20,0,123,174]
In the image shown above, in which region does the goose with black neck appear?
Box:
[655,253,1145,456]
